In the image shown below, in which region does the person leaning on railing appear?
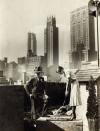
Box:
[55,66,71,115]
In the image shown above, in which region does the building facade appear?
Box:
[0,57,8,76]
[70,6,97,69]
[17,56,41,83]
[6,61,18,81]
[44,16,59,67]
[18,57,26,65]
[0,58,9,85]
[26,56,41,77]
[27,32,37,57]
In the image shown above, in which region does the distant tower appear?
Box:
[70,6,97,68]
[27,32,37,57]
[44,16,59,67]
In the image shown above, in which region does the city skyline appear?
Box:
[70,5,97,68]
[0,0,93,65]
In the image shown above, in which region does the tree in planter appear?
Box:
[86,76,98,131]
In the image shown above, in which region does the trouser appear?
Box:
[41,98,49,116]
[31,95,49,118]
[33,96,44,117]
[31,98,36,120]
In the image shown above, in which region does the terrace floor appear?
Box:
[36,86,89,131]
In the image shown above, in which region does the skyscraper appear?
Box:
[44,16,59,67]
[70,6,97,68]
[27,32,37,57]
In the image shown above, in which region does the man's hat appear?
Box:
[56,66,64,74]
[34,66,43,73]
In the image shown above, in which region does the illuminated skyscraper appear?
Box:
[44,16,59,67]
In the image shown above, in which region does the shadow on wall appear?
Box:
[36,120,65,131]
[36,120,83,131]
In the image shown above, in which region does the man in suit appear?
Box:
[25,66,48,119]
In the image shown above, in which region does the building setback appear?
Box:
[70,6,97,69]
[44,16,59,67]
[27,32,37,57]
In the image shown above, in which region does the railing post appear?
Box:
[96,77,100,131]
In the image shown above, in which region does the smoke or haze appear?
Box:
[0,0,89,63]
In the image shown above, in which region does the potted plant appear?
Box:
[86,76,98,131]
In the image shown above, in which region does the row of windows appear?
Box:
[71,17,88,24]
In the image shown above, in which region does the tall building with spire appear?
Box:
[27,32,37,57]
[44,16,59,67]
[70,6,97,68]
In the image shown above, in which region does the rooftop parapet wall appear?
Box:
[0,85,24,131]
